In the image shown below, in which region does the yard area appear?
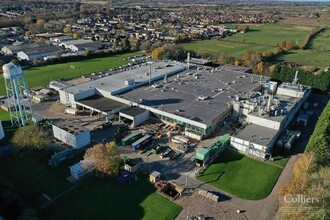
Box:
[197,149,282,200]
[0,52,141,95]
[181,24,313,58]
[276,29,330,69]
[0,150,182,220]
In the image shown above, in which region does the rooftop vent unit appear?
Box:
[198,95,210,101]
[151,84,161,88]
[125,79,134,86]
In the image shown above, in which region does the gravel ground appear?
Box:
[176,193,247,220]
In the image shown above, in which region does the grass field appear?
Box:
[276,29,330,69]
[40,178,182,220]
[181,24,314,58]
[181,39,276,57]
[0,52,140,95]
[0,150,182,220]
[0,109,9,122]
[197,149,282,200]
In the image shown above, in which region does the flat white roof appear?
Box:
[62,61,185,95]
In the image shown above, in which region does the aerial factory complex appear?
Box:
[53,60,310,159]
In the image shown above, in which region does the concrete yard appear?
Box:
[176,194,246,220]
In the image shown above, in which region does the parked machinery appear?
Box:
[276,130,301,150]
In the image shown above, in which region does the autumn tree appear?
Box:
[256,62,265,74]
[72,33,80,39]
[268,64,276,73]
[278,153,329,220]
[151,45,187,61]
[11,124,49,150]
[285,40,295,50]
[63,26,71,34]
[236,25,249,33]
[151,47,166,60]
[234,60,241,66]
[36,19,46,26]
[83,141,121,178]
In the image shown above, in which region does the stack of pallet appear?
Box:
[198,190,220,202]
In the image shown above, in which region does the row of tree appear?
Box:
[271,65,330,92]
[278,101,330,219]
[278,153,329,219]
[300,27,325,50]
[151,44,187,61]
[305,101,330,165]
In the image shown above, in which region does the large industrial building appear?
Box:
[55,61,310,158]
[56,61,269,139]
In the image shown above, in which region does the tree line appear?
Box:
[305,101,330,165]
[271,65,330,92]
[278,101,330,219]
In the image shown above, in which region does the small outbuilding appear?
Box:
[124,158,143,173]
[52,120,91,149]
[70,159,94,180]
[149,171,161,183]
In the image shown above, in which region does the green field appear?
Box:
[41,178,182,220]
[276,29,330,69]
[181,39,276,57]
[0,150,182,220]
[0,109,9,122]
[198,149,282,200]
[0,52,141,95]
[181,24,313,58]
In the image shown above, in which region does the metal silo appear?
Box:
[2,62,33,126]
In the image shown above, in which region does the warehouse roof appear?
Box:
[62,61,185,95]
[54,120,89,135]
[120,106,146,117]
[234,124,277,146]
[77,95,125,113]
[220,64,251,73]
[117,68,268,125]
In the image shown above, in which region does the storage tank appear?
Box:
[2,61,33,126]
[0,121,4,140]
[2,62,23,79]
[284,135,296,150]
